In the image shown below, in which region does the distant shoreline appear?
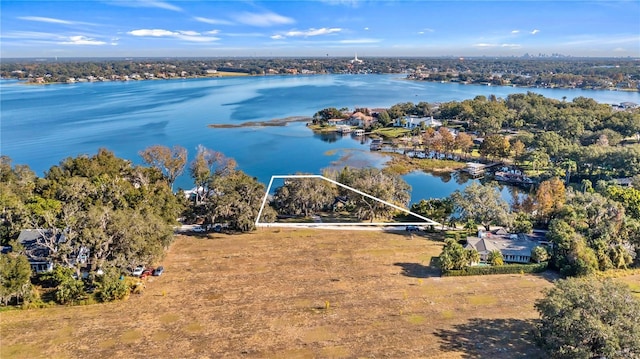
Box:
[6,73,638,93]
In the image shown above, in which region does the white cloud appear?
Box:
[1,31,109,45]
[473,43,521,49]
[234,11,295,27]
[271,34,285,40]
[338,38,381,44]
[560,34,640,47]
[107,0,182,12]
[473,43,495,48]
[364,27,369,31]
[511,30,520,34]
[143,0,182,12]
[127,28,219,42]
[18,16,95,26]
[178,30,200,36]
[129,29,176,37]
[18,16,73,24]
[531,29,540,35]
[177,35,220,43]
[108,0,184,12]
[205,30,220,35]
[1,31,60,40]
[194,16,234,25]
[284,28,341,37]
[60,36,106,45]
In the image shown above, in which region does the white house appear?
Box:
[394,116,442,129]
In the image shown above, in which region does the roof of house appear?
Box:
[17,229,66,262]
[465,235,538,257]
[613,177,634,186]
[350,112,374,122]
[464,237,501,254]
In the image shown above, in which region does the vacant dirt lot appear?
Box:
[2,228,561,358]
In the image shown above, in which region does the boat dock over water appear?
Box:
[462,162,486,177]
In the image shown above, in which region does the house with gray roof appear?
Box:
[16,229,89,273]
[465,229,539,264]
[16,229,60,273]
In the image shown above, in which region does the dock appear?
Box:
[462,162,486,177]
[336,125,352,134]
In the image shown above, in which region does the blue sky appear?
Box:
[1,0,639,58]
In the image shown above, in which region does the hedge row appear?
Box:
[442,262,549,277]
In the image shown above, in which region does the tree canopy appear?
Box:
[451,182,511,231]
[335,167,411,222]
[535,277,640,359]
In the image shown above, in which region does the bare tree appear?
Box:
[139,145,188,190]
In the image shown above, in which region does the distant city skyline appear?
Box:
[1,0,639,58]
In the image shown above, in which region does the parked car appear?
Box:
[153,266,164,276]
[192,225,206,233]
[140,268,154,279]
[132,265,145,277]
[405,225,420,232]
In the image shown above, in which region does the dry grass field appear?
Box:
[3,228,625,359]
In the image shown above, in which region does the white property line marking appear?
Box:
[255,175,440,227]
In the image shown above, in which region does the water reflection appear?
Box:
[404,170,527,204]
[315,132,341,143]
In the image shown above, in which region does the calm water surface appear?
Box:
[2,74,638,202]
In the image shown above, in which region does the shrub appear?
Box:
[41,266,86,305]
[96,269,129,302]
[442,262,548,276]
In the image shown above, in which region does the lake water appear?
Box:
[2,74,638,203]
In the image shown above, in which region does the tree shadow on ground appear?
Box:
[394,259,441,278]
[535,270,562,283]
[434,318,544,359]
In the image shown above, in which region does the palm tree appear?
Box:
[488,250,504,266]
[463,219,478,236]
[466,249,480,266]
[562,159,577,184]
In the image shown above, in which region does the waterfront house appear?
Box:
[17,229,90,273]
[394,116,442,129]
[619,102,638,109]
[327,118,348,126]
[348,112,375,128]
[465,229,539,264]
